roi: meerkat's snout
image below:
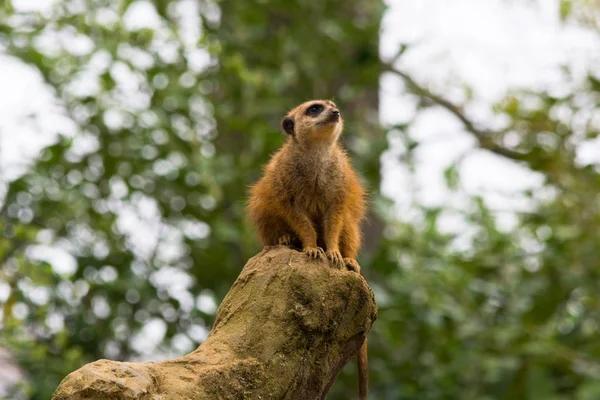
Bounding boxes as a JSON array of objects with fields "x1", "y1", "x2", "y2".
[{"x1": 326, "y1": 108, "x2": 341, "y2": 124}]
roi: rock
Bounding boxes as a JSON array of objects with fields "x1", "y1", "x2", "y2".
[{"x1": 52, "y1": 246, "x2": 377, "y2": 400}]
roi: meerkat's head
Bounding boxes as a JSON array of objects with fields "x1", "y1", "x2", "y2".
[{"x1": 281, "y1": 100, "x2": 343, "y2": 147}]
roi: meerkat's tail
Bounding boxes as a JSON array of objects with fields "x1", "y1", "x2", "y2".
[{"x1": 358, "y1": 339, "x2": 368, "y2": 400}]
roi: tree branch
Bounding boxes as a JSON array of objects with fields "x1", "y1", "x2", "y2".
[{"x1": 384, "y1": 66, "x2": 530, "y2": 162}]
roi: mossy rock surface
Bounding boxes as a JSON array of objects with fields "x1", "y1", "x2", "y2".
[{"x1": 52, "y1": 246, "x2": 377, "y2": 400}]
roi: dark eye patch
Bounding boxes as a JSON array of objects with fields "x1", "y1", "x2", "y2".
[{"x1": 305, "y1": 103, "x2": 324, "y2": 116}]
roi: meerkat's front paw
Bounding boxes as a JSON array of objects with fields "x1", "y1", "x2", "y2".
[
  {"x1": 304, "y1": 246, "x2": 326, "y2": 260},
  {"x1": 326, "y1": 250, "x2": 344, "y2": 268},
  {"x1": 344, "y1": 258, "x2": 361, "y2": 273},
  {"x1": 278, "y1": 234, "x2": 293, "y2": 246}
]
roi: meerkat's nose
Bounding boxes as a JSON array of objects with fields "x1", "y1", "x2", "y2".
[{"x1": 331, "y1": 109, "x2": 340, "y2": 116}]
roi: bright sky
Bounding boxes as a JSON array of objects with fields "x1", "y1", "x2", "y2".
[{"x1": 380, "y1": 0, "x2": 600, "y2": 232}]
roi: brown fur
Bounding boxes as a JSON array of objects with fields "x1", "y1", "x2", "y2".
[{"x1": 247, "y1": 99, "x2": 369, "y2": 399}]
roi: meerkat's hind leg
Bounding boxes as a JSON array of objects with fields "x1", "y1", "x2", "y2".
[
  {"x1": 277, "y1": 233, "x2": 294, "y2": 246},
  {"x1": 339, "y1": 220, "x2": 361, "y2": 273},
  {"x1": 344, "y1": 258, "x2": 361, "y2": 273}
]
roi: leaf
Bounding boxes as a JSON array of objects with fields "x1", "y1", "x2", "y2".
[
  {"x1": 559, "y1": 0, "x2": 573, "y2": 20},
  {"x1": 443, "y1": 164, "x2": 459, "y2": 190}
]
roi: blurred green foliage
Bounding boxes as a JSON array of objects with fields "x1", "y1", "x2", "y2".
[{"x1": 1, "y1": 1, "x2": 599, "y2": 399}]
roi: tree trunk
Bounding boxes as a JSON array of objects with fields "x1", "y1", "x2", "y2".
[{"x1": 52, "y1": 246, "x2": 377, "y2": 400}]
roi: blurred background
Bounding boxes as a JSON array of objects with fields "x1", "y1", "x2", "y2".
[{"x1": 1, "y1": 0, "x2": 599, "y2": 398}]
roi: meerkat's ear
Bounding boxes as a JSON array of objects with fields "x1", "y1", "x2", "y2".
[{"x1": 281, "y1": 117, "x2": 294, "y2": 135}]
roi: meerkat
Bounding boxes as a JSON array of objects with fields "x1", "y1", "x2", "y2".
[{"x1": 248, "y1": 99, "x2": 369, "y2": 399}]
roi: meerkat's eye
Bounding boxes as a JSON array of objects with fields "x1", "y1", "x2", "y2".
[{"x1": 305, "y1": 103, "x2": 324, "y2": 116}]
